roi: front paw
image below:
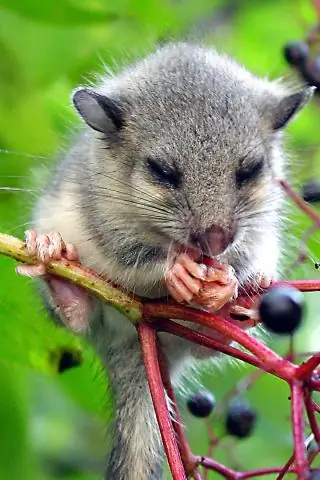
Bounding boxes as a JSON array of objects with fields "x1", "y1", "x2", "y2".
[
  {"x1": 196, "y1": 263, "x2": 238, "y2": 311},
  {"x1": 164, "y1": 251, "x2": 207, "y2": 303},
  {"x1": 164, "y1": 251, "x2": 239, "y2": 311}
]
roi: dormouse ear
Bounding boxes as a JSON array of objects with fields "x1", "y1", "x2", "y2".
[
  {"x1": 72, "y1": 87, "x2": 124, "y2": 133},
  {"x1": 272, "y1": 87, "x2": 314, "y2": 130}
]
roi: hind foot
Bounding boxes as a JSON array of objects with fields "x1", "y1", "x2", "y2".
[
  {"x1": 16, "y1": 230, "x2": 91, "y2": 333},
  {"x1": 16, "y1": 230, "x2": 79, "y2": 277}
]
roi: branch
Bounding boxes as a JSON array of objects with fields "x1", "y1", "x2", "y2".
[
  {"x1": 0, "y1": 233, "x2": 143, "y2": 324},
  {"x1": 157, "y1": 341, "x2": 200, "y2": 476},
  {"x1": 154, "y1": 318, "x2": 264, "y2": 369},
  {"x1": 144, "y1": 303, "x2": 297, "y2": 381},
  {"x1": 279, "y1": 180, "x2": 320, "y2": 229},
  {"x1": 304, "y1": 389, "x2": 320, "y2": 446},
  {"x1": 137, "y1": 323, "x2": 187, "y2": 480},
  {"x1": 291, "y1": 381, "x2": 309, "y2": 479}
]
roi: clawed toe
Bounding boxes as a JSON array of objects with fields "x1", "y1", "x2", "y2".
[
  {"x1": 198, "y1": 278, "x2": 238, "y2": 310},
  {"x1": 16, "y1": 264, "x2": 46, "y2": 278},
  {"x1": 16, "y1": 230, "x2": 79, "y2": 279},
  {"x1": 165, "y1": 251, "x2": 239, "y2": 310},
  {"x1": 165, "y1": 251, "x2": 206, "y2": 303},
  {"x1": 165, "y1": 272, "x2": 194, "y2": 303}
]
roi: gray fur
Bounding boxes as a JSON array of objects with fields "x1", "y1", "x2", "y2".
[{"x1": 32, "y1": 43, "x2": 312, "y2": 478}]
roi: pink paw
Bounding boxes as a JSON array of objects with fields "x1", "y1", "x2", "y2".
[
  {"x1": 165, "y1": 251, "x2": 206, "y2": 303},
  {"x1": 16, "y1": 230, "x2": 79, "y2": 278},
  {"x1": 196, "y1": 263, "x2": 238, "y2": 311},
  {"x1": 165, "y1": 251, "x2": 238, "y2": 312}
]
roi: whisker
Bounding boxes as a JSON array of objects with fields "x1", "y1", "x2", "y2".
[
  {"x1": 0, "y1": 149, "x2": 48, "y2": 160},
  {"x1": 0, "y1": 187, "x2": 38, "y2": 196}
]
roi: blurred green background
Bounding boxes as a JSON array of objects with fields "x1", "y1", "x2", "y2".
[{"x1": 0, "y1": 0, "x2": 320, "y2": 478}]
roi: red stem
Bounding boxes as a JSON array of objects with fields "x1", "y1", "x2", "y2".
[
  {"x1": 304, "y1": 389, "x2": 320, "y2": 446},
  {"x1": 274, "y1": 279, "x2": 320, "y2": 292},
  {"x1": 309, "y1": 447, "x2": 320, "y2": 465},
  {"x1": 297, "y1": 354, "x2": 320, "y2": 380},
  {"x1": 156, "y1": 342, "x2": 197, "y2": 474},
  {"x1": 137, "y1": 323, "x2": 187, "y2": 480},
  {"x1": 276, "y1": 453, "x2": 295, "y2": 480},
  {"x1": 291, "y1": 381, "x2": 309, "y2": 479},
  {"x1": 311, "y1": 399, "x2": 320, "y2": 414},
  {"x1": 204, "y1": 418, "x2": 218, "y2": 479},
  {"x1": 200, "y1": 456, "x2": 298, "y2": 479},
  {"x1": 192, "y1": 471, "x2": 204, "y2": 480},
  {"x1": 279, "y1": 180, "x2": 320, "y2": 228},
  {"x1": 144, "y1": 303, "x2": 297, "y2": 381},
  {"x1": 198, "y1": 456, "x2": 238, "y2": 478},
  {"x1": 154, "y1": 318, "x2": 263, "y2": 369},
  {"x1": 308, "y1": 379, "x2": 320, "y2": 391},
  {"x1": 239, "y1": 466, "x2": 296, "y2": 478}
]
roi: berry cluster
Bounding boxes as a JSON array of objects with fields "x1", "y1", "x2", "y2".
[
  {"x1": 187, "y1": 390, "x2": 257, "y2": 439},
  {"x1": 185, "y1": 286, "x2": 306, "y2": 458},
  {"x1": 284, "y1": 41, "x2": 320, "y2": 91}
]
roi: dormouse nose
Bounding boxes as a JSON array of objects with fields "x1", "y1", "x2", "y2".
[{"x1": 200, "y1": 224, "x2": 236, "y2": 256}]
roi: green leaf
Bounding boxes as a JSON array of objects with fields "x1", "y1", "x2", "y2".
[{"x1": 0, "y1": 367, "x2": 41, "y2": 480}]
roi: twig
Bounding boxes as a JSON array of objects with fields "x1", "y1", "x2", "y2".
[
  {"x1": 311, "y1": 399, "x2": 320, "y2": 414},
  {"x1": 144, "y1": 303, "x2": 297, "y2": 381},
  {"x1": 137, "y1": 323, "x2": 187, "y2": 480},
  {"x1": 297, "y1": 354, "x2": 320, "y2": 380},
  {"x1": 0, "y1": 233, "x2": 143, "y2": 324},
  {"x1": 273, "y1": 279, "x2": 320, "y2": 292},
  {"x1": 157, "y1": 343, "x2": 199, "y2": 476},
  {"x1": 291, "y1": 381, "x2": 309, "y2": 479},
  {"x1": 198, "y1": 456, "x2": 237, "y2": 478},
  {"x1": 276, "y1": 453, "x2": 296, "y2": 480},
  {"x1": 304, "y1": 389, "x2": 320, "y2": 446},
  {"x1": 279, "y1": 180, "x2": 320, "y2": 228},
  {"x1": 203, "y1": 418, "x2": 218, "y2": 479},
  {"x1": 239, "y1": 466, "x2": 297, "y2": 478},
  {"x1": 154, "y1": 318, "x2": 263, "y2": 369}
]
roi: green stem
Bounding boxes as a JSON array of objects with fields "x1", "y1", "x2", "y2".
[{"x1": 0, "y1": 233, "x2": 143, "y2": 324}]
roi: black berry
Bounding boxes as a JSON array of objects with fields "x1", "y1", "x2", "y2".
[
  {"x1": 300, "y1": 57, "x2": 320, "y2": 90},
  {"x1": 259, "y1": 285, "x2": 304, "y2": 335},
  {"x1": 187, "y1": 390, "x2": 215, "y2": 418},
  {"x1": 283, "y1": 41, "x2": 309, "y2": 67},
  {"x1": 226, "y1": 399, "x2": 257, "y2": 438},
  {"x1": 302, "y1": 179, "x2": 320, "y2": 203}
]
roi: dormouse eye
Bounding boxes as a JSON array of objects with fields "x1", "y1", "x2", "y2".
[
  {"x1": 147, "y1": 157, "x2": 181, "y2": 188},
  {"x1": 236, "y1": 158, "x2": 265, "y2": 187}
]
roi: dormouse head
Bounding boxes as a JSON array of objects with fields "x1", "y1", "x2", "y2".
[{"x1": 72, "y1": 43, "x2": 313, "y2": 262}]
